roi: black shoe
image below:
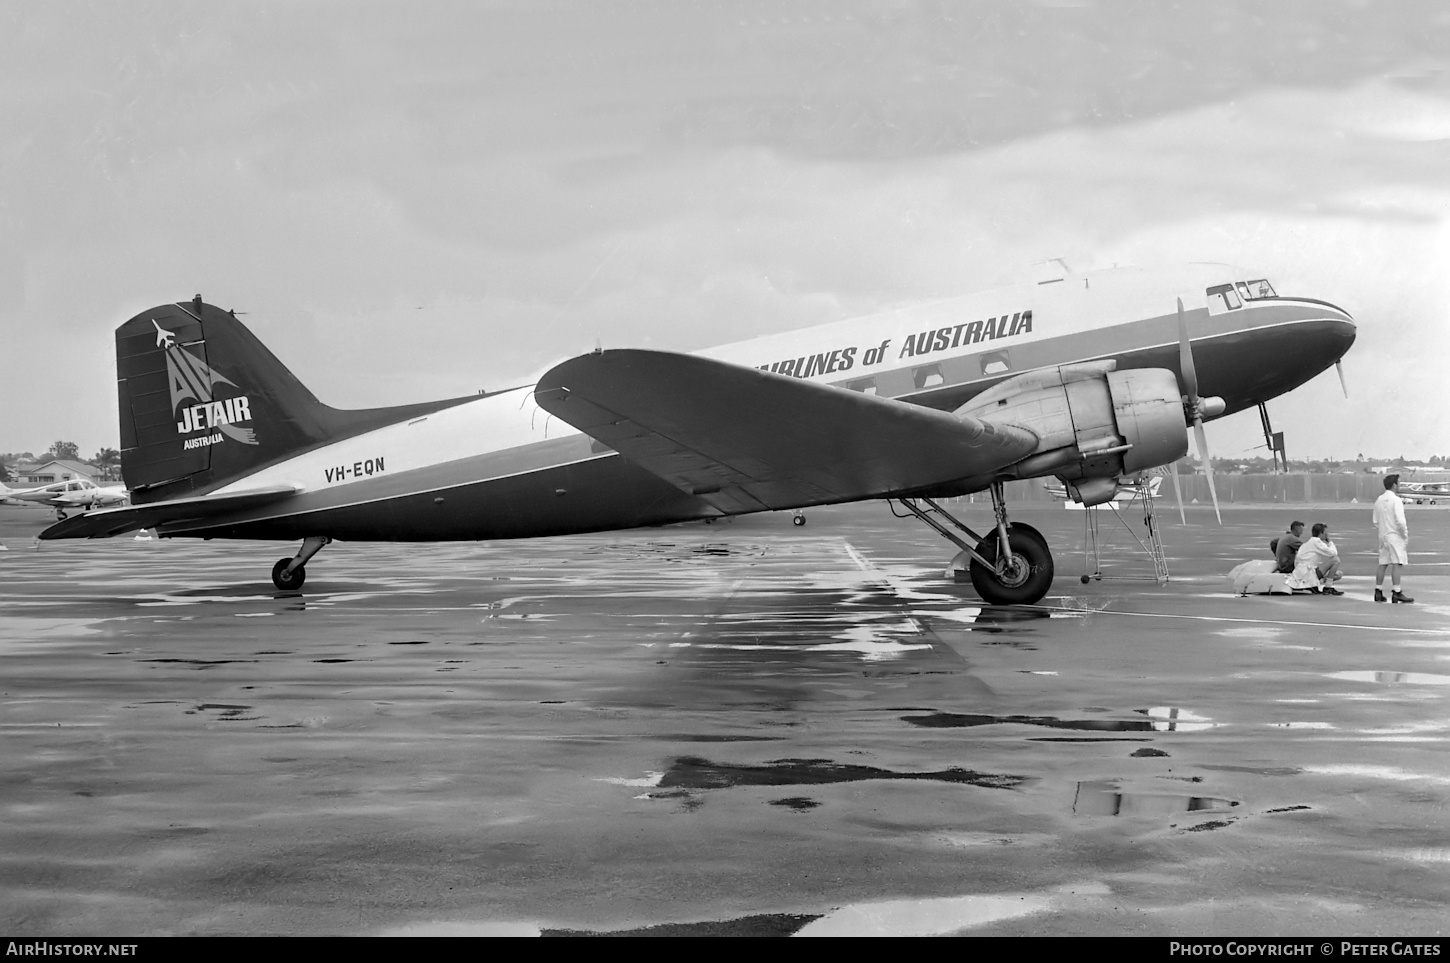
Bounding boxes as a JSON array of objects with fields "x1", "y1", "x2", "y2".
[
  {"x1": 1321, "y1": 586, "x2": 1343, "y2": 596},
  {"x1": 1374, "y1": 589, "x2": 1387, "y2": 603},
  {"x1": 1392, "y1": 591, "x2": 1415, "y2": 604}
]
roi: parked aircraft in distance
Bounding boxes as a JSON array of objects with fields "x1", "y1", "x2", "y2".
[
  {"x1": 2, "y1": 478, "x2": 128, "y2": 518},
  {"x1": 41, "y1": 265, "x2": 1355, "y2": 605},
  {"x1": 1401, "y1": 480, "x2": 1449, "y2": 504},
  {"x1": 1045, "y1": 473, "x2": 1163, "y2": 506}
]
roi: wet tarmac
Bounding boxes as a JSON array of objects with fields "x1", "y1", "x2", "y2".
[{"x1": 2, "y1": 502, "x2": 1448, "y2": 936}]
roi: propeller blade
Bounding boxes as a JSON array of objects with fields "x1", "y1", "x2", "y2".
[
  {"x1": 1335, "y1": 359, "x2": 1349, "y2": 399},
  {"x1": 1176, "y1": 297, "x2": 1200, "y2": 401},
  {"x1": 1169, "y1": 458, "x2": 1186, "y2": 525},
  {"x1": 1193, "y1": 418, "x2": 1222, "y2": 524}
]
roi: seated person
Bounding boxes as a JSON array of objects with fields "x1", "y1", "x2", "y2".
[
  {"x1": 1272, "y1": 520, "x2": 1304, "y2": 574},
  {"x1": 1287, "y1": 522, "x2": 1344, "y2": 595}
]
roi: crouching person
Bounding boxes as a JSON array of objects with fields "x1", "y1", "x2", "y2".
[{"x1": 1287, "y1": 522, "x2": 1344, "y2": 595}]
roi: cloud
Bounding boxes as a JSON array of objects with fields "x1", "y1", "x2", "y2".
[{"x1": 4, "y1": 6, "x2": 1449, "y2": 460}]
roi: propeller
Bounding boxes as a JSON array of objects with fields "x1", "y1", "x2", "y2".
[
  {"x1": 1176, "y1": 297, "x2": 1224, "y2": 524},
  {"x1": 1335, "y1": 359, "x2": 1349, "y2": 399},
  {"x1": 1169, "y1": 458, "x2": 1187, "y2": 525}
]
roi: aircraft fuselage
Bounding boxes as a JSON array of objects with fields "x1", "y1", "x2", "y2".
[{"x1": 132, "y1": 264, "x2": 1357, "y2": 541}]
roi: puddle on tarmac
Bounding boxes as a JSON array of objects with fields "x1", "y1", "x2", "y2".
[
  {"x1": 902, "y1": 705, "x2": 1213, "y2": 733},
  {"x1": 140, "y1": 658, "x2": 260, "y2": 668},
  {"x1": 187, "y1": 703, "x2": 261, "y2": 721},
  {"x1": 1326, "y1": 671, "x2": 1450, "y2": 686},
  {"x1": 1136, "y1": 707, "x2": 1216, "y2": 731},
  {"x1": 539, "y1": 912, "x2": 823, "y2": 938},
  {"x1": 795, "y1": 892, "x2": 1053, "y2": 936},
  {"x1": 957, "y1": 607, "x2": 1055, "y2": 633},
  {"x1": 656, "y1": 733, "x2": 785, "y2": 743},
  {"x1": 0, "y1": 617, "x2": 106, "y2": 653},
  {"x1": 1072, "y1": 780, "x2": 1239, "y2": 816},
  {"x1": 634, "y1": 756, "x2": 1028, "y2": 793},
  {"x1": 903, "y1": 712, "x2": 1155, "y2": 732}
]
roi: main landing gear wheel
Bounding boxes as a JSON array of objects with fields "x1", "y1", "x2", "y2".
[
  {"x1": 792, "y1": 512, "x2": 806, "y2": 527},
  {"x1": 969, "y1": 522, "x2": 1054, "y2": 606},
  {"x1": 272, "y1": 558, "x2": 306, "y2": 590}
]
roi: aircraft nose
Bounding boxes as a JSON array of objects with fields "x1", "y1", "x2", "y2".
[{"x1": 1307, "y1": 300, "x2": 1357, "y2": 369}]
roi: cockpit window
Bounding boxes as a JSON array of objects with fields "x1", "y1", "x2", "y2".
[
  {"x1": 1206, "y1": 283, "x2": 1242, "y2": 313},
  {"x1": 1243, "y1": 278, "x2": 1276, "y2": 299}
]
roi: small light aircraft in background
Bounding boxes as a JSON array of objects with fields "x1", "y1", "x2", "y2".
[
  {"x1": 1, "y1": 478, "x2": 128, "y2": 518},
  {"x1": 1401, "y1": 480, "x2": 1449, "y2": 504},
  {"x1": 40, "y1": 264, "x2": 1354, "y2": 605}
]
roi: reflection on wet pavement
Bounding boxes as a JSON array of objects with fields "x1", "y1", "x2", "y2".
[
  {"x1": 904, "y1": 711, "x2": 1155, "y2": 731},
  {"x1": 1072, "y1": 780, "x2": 1240, "y2": 817},
  {"x1": 637, "y1": 756, "x2": 1027, "y2": 795},
  {"x1": 903, "y1": 706, "x2": 1215, "y2": 733},
  {"x1": 1326, "y1": 670, "x2": 1450, "y2": 686}
]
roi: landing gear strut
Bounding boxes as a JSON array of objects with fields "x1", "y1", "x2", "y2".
[
  {"x1": 896, "y1": 481, "x2": 1055, "y2": 605},
  {"x1": 1259, "y1": 402, "x2": 1286, "y2": 473},
  {"x1": 272, "y1": 535, "x2": 331, "y2": 590}
]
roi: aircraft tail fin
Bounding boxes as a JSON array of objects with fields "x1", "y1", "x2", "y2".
[{"x1": 116, "y1": 297, "x2": 469, "y2": 502}]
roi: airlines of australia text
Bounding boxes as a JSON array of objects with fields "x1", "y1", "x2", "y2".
[{"x1": 756, "y1": 309, "x2": 1032, "y2": 379}]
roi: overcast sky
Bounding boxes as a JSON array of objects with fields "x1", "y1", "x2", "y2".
[{"x1": 3, "y1": 0, "x2": 1448, "y2": 463}]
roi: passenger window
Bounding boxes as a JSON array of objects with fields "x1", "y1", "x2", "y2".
[
  {"x1": 981, "y1": 351, "x2": 1010, "y2": 376},
  {"x1": 847, "y1": 378, "x2": 878, "y2": 395},
  {"x1": 913, "y1": 365, "x2": 944, "y2": 389}
]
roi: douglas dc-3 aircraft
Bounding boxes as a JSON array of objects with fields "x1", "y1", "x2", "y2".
[
  {"x1": 2, "y1": 478, "x2": 128, "y2": 517},
  {"x1": 41, "y1": 265, "x2": 1355, "y2": 605}
]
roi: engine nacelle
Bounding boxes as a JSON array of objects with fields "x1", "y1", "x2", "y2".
[{"x1": 954, "y1": 361, "x2": 1187, "y2": 487}]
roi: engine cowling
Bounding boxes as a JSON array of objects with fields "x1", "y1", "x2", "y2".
[{"x1": 953, "y1": 361, "x2": 1187, "y2": 503}]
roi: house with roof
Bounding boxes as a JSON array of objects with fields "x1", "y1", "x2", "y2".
[{"x1": 12, "y1": 459, "x2": 103, "y2": 486}]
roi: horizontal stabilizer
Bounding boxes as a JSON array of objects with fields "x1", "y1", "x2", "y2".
[
  {"x1": 39, "y1": 485, "x2": 301, "y2": 540},
  {"x1": 535, "y1": 350, "x2": 1038, "y2": 513}
]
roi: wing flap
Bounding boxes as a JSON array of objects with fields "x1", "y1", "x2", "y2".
[
  {"x1": 535, "y1": 350, "x2": 1037, "y2": 512},
  {"x1": 39, "y1": 485, "x2": 301, "y2": 539}
]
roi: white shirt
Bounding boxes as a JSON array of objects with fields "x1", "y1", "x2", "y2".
[
  {"x1": 1373, "y1": 489, "x2": 1407, "y2": 540},
  {"x1": 1296, "y1": 536, "x2": 1339, "y2": 569}
]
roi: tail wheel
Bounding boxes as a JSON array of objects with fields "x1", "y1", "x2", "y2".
[
  {"x1": 969, "y1": 522, "x2": 1054, "y2": 605},
  {"x1": 272, "y1": 558, "x2": 306, "y2": 590},
  {"x1": 792, "y1": 513, "x2": 806, "y2": 526}
]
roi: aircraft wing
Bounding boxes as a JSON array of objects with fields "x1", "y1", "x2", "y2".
[
  {"x1": 39, "y1": 485, "x2": 301, "y2": 539},
  {"x1": 535, "y1": 349, "x2": 1038, "y2": 514}
]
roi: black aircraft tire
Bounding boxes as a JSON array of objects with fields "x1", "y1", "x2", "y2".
[
  {"x1": 969, "y1": 524, "x2": 1054, "y2": 606},
  {"x1": 1006, "y1": 522, "x2": 1049, "y2": 555},
  {"x1": 792, "y1": 514, "x2": 806, "y2": 526},
  {"x1": 272, "y1": 558, "x2": 306, "y2": 591}
]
